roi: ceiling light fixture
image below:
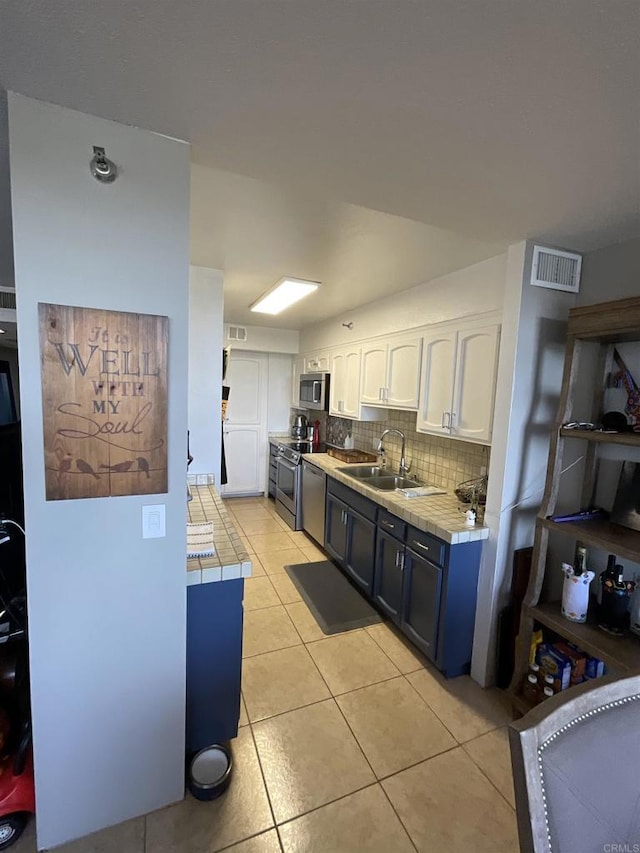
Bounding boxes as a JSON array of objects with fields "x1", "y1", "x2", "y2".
[
  {"x1": 250, "y1": 277, "x2": 320, "y2": 315},
  {"x1": 0, "y1": 329, "x2": 4, "y2": 334}
]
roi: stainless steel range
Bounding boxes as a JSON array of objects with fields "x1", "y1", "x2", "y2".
[{"x1": 274, "y1": 440, "x2": 325, "y2": 530}]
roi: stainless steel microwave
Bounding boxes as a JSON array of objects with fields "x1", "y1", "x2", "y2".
[{"x1": 299, "y1": 373, "x2": 330, "y2": 411}]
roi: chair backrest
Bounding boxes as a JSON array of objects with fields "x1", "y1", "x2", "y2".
[{"x1": 509, "y1": 673, "x2": 640, "y2": 853}]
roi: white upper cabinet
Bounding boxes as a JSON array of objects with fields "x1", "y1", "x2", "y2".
[
  {"x1": 360, "y1": 335, "x2": 422, "y2": 409},
  {"x1": 305, "y1": 352, "x2": 330, "y2": 373},
  {"x1": 452, "y1": 324, "x2": 500, "y2": 442},
  {"x1": 417, "y1": 321, "x2": 500, "y2": 444},
  {"x1": 330, "y1": 347, "x2": 361, "y2": 419},
  {"x1": 417, "y1": 330, "x2": 458, "y2": 434}
]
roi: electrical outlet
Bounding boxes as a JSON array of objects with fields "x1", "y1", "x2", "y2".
[{"x1": 142, "y1": 504, "x2": 165, "y2": 539}]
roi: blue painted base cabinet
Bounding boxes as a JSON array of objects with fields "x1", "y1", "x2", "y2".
[
  {"x1": 186, "y1": 579, "x2": 244, "y2": 754},
  {"x1": 327, "y1": 479, "x2": 482, "y2": 678}
]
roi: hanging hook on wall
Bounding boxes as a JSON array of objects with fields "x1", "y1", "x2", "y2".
[
  {"x1": 90, "y1": 146, "x2": 118, "y2": 184},
  {"x1": 341, "y1": 321, "x2": 353, "y2": 330}
]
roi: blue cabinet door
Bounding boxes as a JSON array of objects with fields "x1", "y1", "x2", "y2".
[
  {"x1": 401, "y1": 548, "x2": 442, "y2": 661},
  {"x1": 325, "y1": 492, "x2": 348, "y2": 565},
  {"x1": 345, "y1": 510, "x2": 376, "y2": 595},
  {"x1": 373, "y1": 529, "x2": 405, "y2": 621}
]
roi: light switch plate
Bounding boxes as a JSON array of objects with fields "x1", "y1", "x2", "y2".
[{"x1": 142, "y1": 504, "x2": 166, "y2": 539}]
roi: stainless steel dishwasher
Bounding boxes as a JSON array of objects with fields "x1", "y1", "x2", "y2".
[{"x1": 301, "y1": 459, "x2": 326, "y2": 546}]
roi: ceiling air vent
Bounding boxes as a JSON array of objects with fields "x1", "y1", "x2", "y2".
[
  {"x1": 227, "y1": 325, "x2": 247, "y2": 342},
  {"x1": 530, "y1": 246, "x2": 582, "y2": 293},
  {"x1": 0, "y1": 288, "x2": 17, "y2": 310}
]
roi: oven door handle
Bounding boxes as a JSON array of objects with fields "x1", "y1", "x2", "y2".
[{"x1": 312, "y1": 380, "x2": 322, "y2": 403}]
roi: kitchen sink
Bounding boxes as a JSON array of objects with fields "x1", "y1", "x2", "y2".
[
  {"x1": 338, "y1": 465, "x2": 429, "y2": 492},
  {"x1": 336, "y1": 465, "x2": 385, "y2": 479}
]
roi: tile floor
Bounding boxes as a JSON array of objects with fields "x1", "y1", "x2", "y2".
[{"x1": 16, "y1": 496, "x2": 519, "y2": 853}]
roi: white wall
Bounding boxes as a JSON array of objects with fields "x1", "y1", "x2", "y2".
[
  {"x1": 299, "y1": 253, "x2": 507, "y2": 351},
  {"x1": 189, "y1": 266, "x2": 224, "y2": 478},
  {"x1": 9, "y1": 95, "x2": 190, "y2": 849},
  {"x1": 0, "y1": 93, "x2": 14, "y2": 289},
  {"x1": 223, "y1": 322, "x2": 299, "y2": 354},
  {"x1": 472, "y1": 242, "x2": 577, "y2": 685},
  {"x1": 578, "y1": 236, "x2": 640, "y2": 305}
]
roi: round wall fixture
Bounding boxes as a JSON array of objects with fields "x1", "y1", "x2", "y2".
[
  {"x1": 90, "y1": 146, "x2": 118, "y2": 183},
  {"x1": 187, "y1": 743, "x2": 233, "y2": 801}
]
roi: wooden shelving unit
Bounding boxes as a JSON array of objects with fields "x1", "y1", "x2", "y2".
[{"x1": 509, "y1": 296, "x2": 640, "y2": 711}]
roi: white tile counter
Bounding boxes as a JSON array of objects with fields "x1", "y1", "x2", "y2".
[
  {"x1": 302, "y1": 453, "x2": 489, "y2": 545},
  {"x1": 186, "y1": 485, "x2": 252, "y2": 586}
]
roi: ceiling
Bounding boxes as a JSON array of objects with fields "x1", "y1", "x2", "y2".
[{"x1": 0, "y1": 0, "x2": 639, "y2": 326}]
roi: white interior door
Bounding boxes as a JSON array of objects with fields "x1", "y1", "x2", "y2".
[
  {"x1": 416, "y1": 331, "x2": 457, "y2": 435},
  {"x1": 222, "y1": 351, "x2": 268, "y2": 495}
]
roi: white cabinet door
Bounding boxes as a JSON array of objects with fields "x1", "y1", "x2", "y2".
[
  {"x1": 305, "y1": 352, "x2": 330, "y2": 373},
  {"x1": 452, "y1": 324, "x2": 500, "y2": 443},
  {"x1": 291, "y1": 356, "x2": 304, "y2": 407},
  {"x1": 342, "y1": 348, "x2": 362, "y2": 418},
  {"x1": 360, "y1": 343, "x2": 387, "y2": 404},
  {"x1": 386, "y1": 336, "x2": 422, "y2": 409},
  {"x1": 329, "y1": 351, "x2": 346, "y2": 416},
  {"x1": 417, "y1": 331, "x2": 457, "y2": 434}
]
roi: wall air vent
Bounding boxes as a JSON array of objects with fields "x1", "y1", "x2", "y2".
[
  {"x1": 530, "y1": 246, "x2": 582, "y2": 293},
  {"x1": 0, "y1": 288, "x2": 17, "y2": 310},
  {"x1": 227, "y1": 325, "x2": 247, "y2": 342}
]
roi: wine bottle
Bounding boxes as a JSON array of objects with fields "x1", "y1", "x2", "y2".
[{"x1": 574, "y1": 545, "x2": 587, "y2": 575}]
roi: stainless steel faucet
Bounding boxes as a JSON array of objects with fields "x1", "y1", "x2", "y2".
[{"x1": 377, "y1": 428, "x2": 411, "y2": 476}]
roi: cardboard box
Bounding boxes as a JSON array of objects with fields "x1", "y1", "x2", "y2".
[
  {"x1": 536, "y1": 643, "x2": 571, "y2": 691},
  {"x1": 553, "y1": 641, "x2": 587, "y2": 685}
]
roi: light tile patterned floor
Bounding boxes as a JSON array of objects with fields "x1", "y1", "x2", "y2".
[{"x1": 17, "y1": 496, "x2": 518, "y2": 853}]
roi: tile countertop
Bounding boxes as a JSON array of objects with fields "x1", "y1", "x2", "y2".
[
  {"x1": 302, "y1": 453, "x2": 489, "y2": 545},
  {"x1": 186, "y1": 485, "x2": 252, "y2": 586}
]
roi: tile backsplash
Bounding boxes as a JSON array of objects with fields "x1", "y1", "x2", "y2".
[{"x1": 304, "y1": 409, "x2": 490, "y2": 495}]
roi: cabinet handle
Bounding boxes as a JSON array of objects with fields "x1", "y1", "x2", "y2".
[
  {"x1": 379, "y1": 387, "x2": 384, "y2": 401},
  {"x1": 381, "y1": 519, "x2": 395, "y2": 531},
  {"x1": 384, "y1": 387, "x2": 389, "y2": 402},
  {"x1": 395, "y1": 550, "x2": 402, "y2": 568},
  {"x1": 450, "y1": 412, "x2": 456, "y2": 428},
  {"x1": 412, "y1": 540, "x2": 430, "y2": 553},
  {"x1": 342, "y1": 510, "x2": 348, "y2": 526},
  {"x1": 399, "y1": 552, "x2": 405, "y2": 571}
]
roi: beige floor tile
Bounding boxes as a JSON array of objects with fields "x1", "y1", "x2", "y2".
[
  {"x1": 239, "y1": 693, "x2": 249, "y2": 727},
  {"x1": 259, "y1": 548, "x2": 307, "y2": 575},
  {"x1": 286, "y1": 530, "x2": 315, "y2": 547},
  {"x1": 269, "y1": 571, "x2": 302, "y2": 604},
  {"x1": 54, "y1": 817, "x2": 144, "y2": 853},
  {"x1": 240, "y1": 537, "x2": 256, "y2": 554},
  {"x1": 243, "y1": 606, "x2": 302, "y2": 658},
  {"x1": 284, "y1": 602, "x2": 325, "y2": 643},
  {"x1": 365, "y1": 623, "x2": 426, "y2": 674},
  {"x1": 307, "y1": 630, "x2": 400, "y2": 695},
  {"x1": 248, "y1": 555, "x2": 266, "y2": 576},
  {"x1": 463, "y1": 726, "x2": 516, "y2": 808},
  {"x1": 242, "y1": 645, "x2": 330, "y2": 721},
  {"x1": 253, "y1": 533, "x2": 301, "y2": 554},
  {"x1": 407, "y1": 668, "x2": 512, "y2": 743},
  {"x1": 336, "y1": 677, "x2": 456, "y2": 778},
  {"x1": 224, "y1": 829, "x2": 282, "y2": 853},
  {"x1": 253, "y1": 699, "x2": 375, "y2": 823},
  {"x1": 238, "y1": 517, "x2": 286, "y2": 535},
  {"x1": 146, "y1": 728, "x2": 273, "y2": 853},
  {"x1": 300, "y1": 544, "x2": 326, "y2": 562},
  {"x1": 279, "y1": 783, "x2": 414, "y2": 853},
  {"x1": 382, "y1": 747, "x2": 518, "y2": 853},
  {"x1": 244, "y1": 576, "x2": 281, "y2": 611}
]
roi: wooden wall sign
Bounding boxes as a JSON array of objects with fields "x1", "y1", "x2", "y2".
[{"x1": 39, "y1": 303, "x2": 168, "y2": 500}]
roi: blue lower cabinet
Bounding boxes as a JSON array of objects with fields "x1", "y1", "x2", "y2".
[
  {"x1": 345, "y1": 510, "x2": 376, "y2": 596},
  {"x1": 325, "y1": 493, "x2": 348, "y2": 564},
  {"x1": 400, "y1": 548, "x2": 442, "y2": 661},
  {"x1": 186, "y1": 579, "x2": 244, "y2": 754},
  {"x1": 373, "y1": 528, "x2": 405, "y2": 621}
]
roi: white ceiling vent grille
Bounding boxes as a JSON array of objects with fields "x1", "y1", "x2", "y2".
[
  {"x1": 530, "y1": 246, "x2": 582, "y2": 293},
  {"x1": 227, "y1": 325, "x2": 247, "y2": 342},
  {"x1": 0, "y1": 288, "x2": 17, "y2": 310}
]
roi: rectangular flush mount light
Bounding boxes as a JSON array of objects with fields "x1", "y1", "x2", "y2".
[{"x1": 250, "y1": 277, "x2": 320, "y2": 315}]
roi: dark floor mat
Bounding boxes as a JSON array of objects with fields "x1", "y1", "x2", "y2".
[{"x1": 285, "y1": 561, "x2": 382, "y2": 635}]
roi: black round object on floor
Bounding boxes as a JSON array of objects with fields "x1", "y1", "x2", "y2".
[{"x1": 188, "y1": 743, "x2": 233, "y2": 801}]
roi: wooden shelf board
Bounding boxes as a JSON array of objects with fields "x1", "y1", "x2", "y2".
[
  {"x1": 540, "y1": 516, "x2": 640, "y2": 564},
  {"x1": 529, "y1": 601, "x2": 640, "y2": 674},
  {"x1": 559, "y1": 428, "x2": 640, "y2": 447},
  {"x1": 509, "y1": 690, "x2": 536, "y2": 717}
]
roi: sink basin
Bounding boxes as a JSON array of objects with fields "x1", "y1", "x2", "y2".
[
  {"x1": 337, "y1": 465, "x2": 385, "y2": 479},
  {"x1": 366, "y1": 476, "x2": 424, "y2": 491}
]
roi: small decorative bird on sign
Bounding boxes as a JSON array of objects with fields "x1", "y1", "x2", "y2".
[
  {"x1": 136, "y1": 457, "x2": 150, "y2": 478},
  {"x1": 100, "y1": 460, "x2": 134, "y2": 473},
  {"x1": 76, "y1": 459, "x2": 100, "y2": 479}
]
